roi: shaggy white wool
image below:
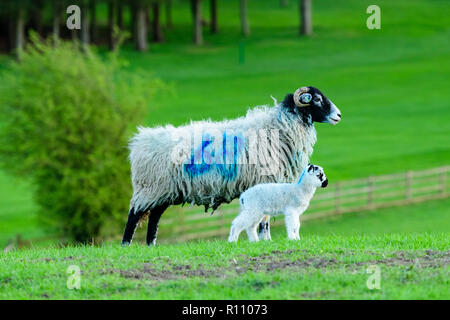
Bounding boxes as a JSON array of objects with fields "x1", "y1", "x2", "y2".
[
  {"x1": 228, "y1": 165, "x2": 327, "y2": 242},
  {"x1": 128, "y1": 103, "x2": 317, "y2": 213}
]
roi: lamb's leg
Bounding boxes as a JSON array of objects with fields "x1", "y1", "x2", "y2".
[
  {"x1": 293, "y1": 216, "x2": 301, "y2": 240},
  {"x1": 146, "y1": 203, "x2": 169, "y2": 246},
  {"x1": 284, "y1": 208, "x2": 301, "y2": 240},
  {"x1": 228, "y1": 212, "x2": 249, "y2": 242},
  {"x1": 246, "y1": 221, "x2": 261, "y2": 242},
  {"x1": 121, "y1": 207, "x2": 146, "y2": 246},
  {"x1": 257, "y1": 215, "x2": 271, "y2": 241}
]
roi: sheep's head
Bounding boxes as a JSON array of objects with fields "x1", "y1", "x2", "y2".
[
  {"x1": 283, "y1": 86, "x2": 341, "y2": 125},
  {"x1": 307, "y1": 164, "x2": 328, "y2": 188}
]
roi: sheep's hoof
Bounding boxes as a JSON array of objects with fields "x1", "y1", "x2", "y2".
[{"x1": 121, "y1": 241, "x2": 131, "y2": 247}]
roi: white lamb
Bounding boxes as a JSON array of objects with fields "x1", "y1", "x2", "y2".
[{"x1": 228, "y1": 164, "x2": 328, "y2": 242}]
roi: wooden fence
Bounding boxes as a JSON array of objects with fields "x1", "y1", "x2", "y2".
[{"x1": 157, "y1": 165, "x2": 449, "y2": 242}]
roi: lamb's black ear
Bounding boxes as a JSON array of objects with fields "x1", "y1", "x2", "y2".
[{"x1": 307, "y1": 164, "x2": 314, "y2": 173}]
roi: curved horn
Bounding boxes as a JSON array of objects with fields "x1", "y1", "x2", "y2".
[{"x1": 293, "y1": 86, "x2": 310, "y2": 107}]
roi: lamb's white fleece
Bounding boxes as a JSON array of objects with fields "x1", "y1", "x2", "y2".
[{"x1": 228, "y1": 165, "x2": 327, "y2": 242}]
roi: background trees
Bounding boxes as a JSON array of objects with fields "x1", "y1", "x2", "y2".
[
  {"x1": 0, "y1": 37, "x2": 159, "y2": 242},
  {"x1": 300, "y1": 0, "x2": 312, "y2": 36},
  {"x1": 191, "y1": 0, "x2": 203, "y2": 45},
  {"x1": 0, "y1": 0, "x2": 316, "y2": 53},
  {"x1": 0, "y1": 0, "x2": 321, "y2": 243},
  {"x1": 210, "y1": 0, "x2": 218, "y2": 34},
  {"x1": 240, "y1": 0, "x2": 250, "y2": 37}
]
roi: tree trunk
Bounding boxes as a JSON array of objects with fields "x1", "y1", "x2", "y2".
[
  {"x1": 8, "y1": 17, "x2": 14, "y2": 52},
  {"x1": 165, "y1": 0, "x2": 173, "y2": 29},
  {"x1": 117, "y1": 1, "x2": 124, "y2": 29},
  {"x1": 192, "y1": 0, "x2": 203, "y2": 45},
  {"x1": 210, "y1": 0, "x2": 218, "y2": 34},
  {"x1": 71, "y1": 29, "x2": 78, "y2": 42},
  {"x1": 152, "y1": 2, "x2": 164, "y2": 42},
  {"x1": 280, "y1": 0, "x2": 289, "y2": 8},
  {"x1": 14, "y1": 6, "x2": 25, "y2": 59},
  {"x1": 136, "y1": 5, "x2": 148, "y2": 51},
  {"x1": 108, "y1": 0, "x2": 116, "y2": 50},
  {"x1": 30, "y1": 0, "x2": 44, "y2": 36},
  {"x1": 300, "y1": 0, "x2": 312, "y2": 36},
  {"x1": 131, "y1": 2, "x2": 137, "y2": 44},
  {"x1": 90, "y1": 0, "x2": 97, "y2": 42},
  {"x1": 81, "y1": 2, "x2": 90, "y2": 45},
  {"x1": 52, "y1": 1, "x2": 61, "y2": 41},
  {"x1": 240, "y1": 0, "x2": 250, "y2": 37}
]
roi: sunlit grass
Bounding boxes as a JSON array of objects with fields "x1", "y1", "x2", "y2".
[{"x1": 0, "y1": 233, "x2": 448, "y2": 299}]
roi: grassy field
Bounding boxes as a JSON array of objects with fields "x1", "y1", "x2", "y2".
[
  {"x1": 281, "y1": 198, "x2": 450, "y2": 236},
  {"x1": 3, "y1": 199, "x2": 448, "y2": 300},
  {"x1": 122, "y1": 0, "x2": 450, "y2": 180},
  {"x1": 0, "y1": 0, "x2": 449, "y2": 284},
  {"x1": 0, "y1": 233, "x2": 448, "y2": 299}
]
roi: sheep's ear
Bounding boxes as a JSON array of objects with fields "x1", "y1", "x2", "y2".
[{"x1": 307, "y1": 164, "x2": 314, "y2": 173}]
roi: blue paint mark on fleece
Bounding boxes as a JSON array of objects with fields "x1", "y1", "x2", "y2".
[
  {"x1": 297, "y1": 168, "x2": 307, "y2": 185},
  {"x1": 184, "y1": 132, "x2": 245, "y2": 180}
]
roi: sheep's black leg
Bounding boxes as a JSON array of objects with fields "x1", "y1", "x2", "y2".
[
  {"x1": 121, "y1": 207, "x2": 145, "y2": 246},
  {"x1": 146, "y1": 203, "x2": 169, "y2": 246}
]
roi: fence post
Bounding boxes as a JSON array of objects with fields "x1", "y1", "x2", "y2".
[
  {"x1": 367, "y1": 176, "x2": 374, "y2": 209},
  {"x1": 334, "y1": 182, "x2": 341, "y2": 214},
  {"x1": 440, "y1": 167, "x2": 447, "y2": 196},
  {"x1": 405, "y1": 171, "x2": 413, "y2": 202},
  {"x1": 219, "y1": 212, "x2": 226, "y2": 237},
  {"x1": 177, "y1": 207, "x2": 186, "y2": 242}
]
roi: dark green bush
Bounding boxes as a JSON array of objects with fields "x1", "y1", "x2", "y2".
[{"x1": 0, "y1": 36, "x2": 161, "y2": 242}]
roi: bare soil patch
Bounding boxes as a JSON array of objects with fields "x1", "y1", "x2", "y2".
[{"x1": 99, "y1": 249, "x2": 450, "y2": 282}]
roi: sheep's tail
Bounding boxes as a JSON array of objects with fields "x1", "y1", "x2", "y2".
[{"x1": 138, "y1": 209, "x2": 150, "y2": 226}]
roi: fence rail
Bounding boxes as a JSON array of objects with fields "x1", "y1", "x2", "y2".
[{"x1": 158, "y1": 166, "x2": 449, "y2": 242}]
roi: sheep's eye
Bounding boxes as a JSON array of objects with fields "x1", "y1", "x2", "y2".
[{"x1": 314, "y1": 96, "x2": 321, "y2": 103}]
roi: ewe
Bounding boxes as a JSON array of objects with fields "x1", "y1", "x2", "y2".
[
  {"x1": 228, "y1": 164, "x2": 328, "y2": 242},
  {"x1": 122, "y1": 87, "x2": 341, "y2": 246}
]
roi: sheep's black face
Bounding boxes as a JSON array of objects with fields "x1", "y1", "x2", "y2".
[{"x1": 282, "y1": 86, "x2": 341, "y2": 125}]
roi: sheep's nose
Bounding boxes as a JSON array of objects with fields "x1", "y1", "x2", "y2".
[{"x1": 337, "y1": 113, "x2": 341, "y2": 118}]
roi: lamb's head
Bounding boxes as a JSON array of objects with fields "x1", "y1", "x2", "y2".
[
  {"x1": 305, "y1": 164, "x2": 328, "y2": 188},
  {"x1": 282, "y1": 86, "x2": 341, "y2": 125}
]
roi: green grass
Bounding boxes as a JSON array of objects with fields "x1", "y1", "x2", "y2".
[
  {"x1": 282, "y1": 198, "x2": 450, "y2": 237},
  {"x1": 0, "y1": 172, "x2": 43, "y2": 245},
  {"x1": 0, "y1": 1, "x2": 449, "y2": 247},
  {"x1": 4, "y1": 199, "x2": 448, "y2": 299},
  {"x1": 0, "y1": 233, "x2": 448, "y2": 299}
]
